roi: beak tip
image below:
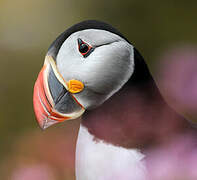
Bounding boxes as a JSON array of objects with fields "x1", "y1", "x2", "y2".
[
  {"x1": 36, "y1": 117, "x2": 59, "y2": 130},
  {"x1": 44, "y1": 118, "x2": 59, "y2": 130}
]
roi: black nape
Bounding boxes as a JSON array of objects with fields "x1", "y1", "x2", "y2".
[{"x1": 129, "y1": 48, "x2": 153, "y2": 86}]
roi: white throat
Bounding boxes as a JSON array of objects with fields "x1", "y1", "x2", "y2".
[{"x1": 75, "y1": 125, "x2": 147, "y2": 180}]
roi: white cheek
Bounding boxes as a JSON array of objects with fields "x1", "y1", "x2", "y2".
[
  {"x1": 55, "y1": 31, "x2": 134, "y2": 109},
  {"x1": 82, "y1": 42, "x2": 134, "y2": 93},
  {"x1": 56, "y1": 36, "x2": 84, "y2": 81}
]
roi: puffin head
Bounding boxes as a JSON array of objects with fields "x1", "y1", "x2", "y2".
[{"x1": 33, "y1": 20, "x2": 151, "y2": 129}]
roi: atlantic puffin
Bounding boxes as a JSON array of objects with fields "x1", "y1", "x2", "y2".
[{"x1": 33, "y1": 20, "x2": 195, "y2": 180}]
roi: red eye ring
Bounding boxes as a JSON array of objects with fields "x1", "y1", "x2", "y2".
[{"x1": 78, "y1": 38, "x2": 94, "y2": 58}]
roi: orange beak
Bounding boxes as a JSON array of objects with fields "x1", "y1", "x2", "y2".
[{"x1": 33, "y1": 56, "x2": 85, "y2": 129}]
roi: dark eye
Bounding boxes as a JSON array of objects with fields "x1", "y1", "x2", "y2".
[
  {"x1": 78, "y1": 38, "x2": 94, "y2": 58},
  {"x1": 79, "y1": 43, "x2": 89, "y2": 54}
]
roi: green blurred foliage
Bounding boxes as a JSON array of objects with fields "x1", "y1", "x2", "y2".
[{"x1": 0, "y1": 0, "x2": 197, "y2": 178}]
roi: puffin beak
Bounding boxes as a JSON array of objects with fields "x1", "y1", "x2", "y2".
[{"x1": 33, "y1": 56, "x2": 85, "y2": 130}]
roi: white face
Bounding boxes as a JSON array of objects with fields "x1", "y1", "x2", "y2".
[{"x1": 56, "y1": 29, "x2": 134, "y2": 109}]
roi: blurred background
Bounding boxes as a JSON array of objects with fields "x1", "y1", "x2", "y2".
[{"x1": 1, "y1": 0, "x2": 197, "y2": 179}]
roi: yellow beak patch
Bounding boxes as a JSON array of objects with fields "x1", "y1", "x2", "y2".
[{"x1": 67, "y1": 79, "x2": 84, "y2": 94}]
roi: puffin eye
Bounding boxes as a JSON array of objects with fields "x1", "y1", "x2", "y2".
[
  {"x1": 78, "y1": 38, "x2": 94, "y2": 58},
  {"x1": 79, "y1": 44, "x2": 89, "y2": 54}
]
